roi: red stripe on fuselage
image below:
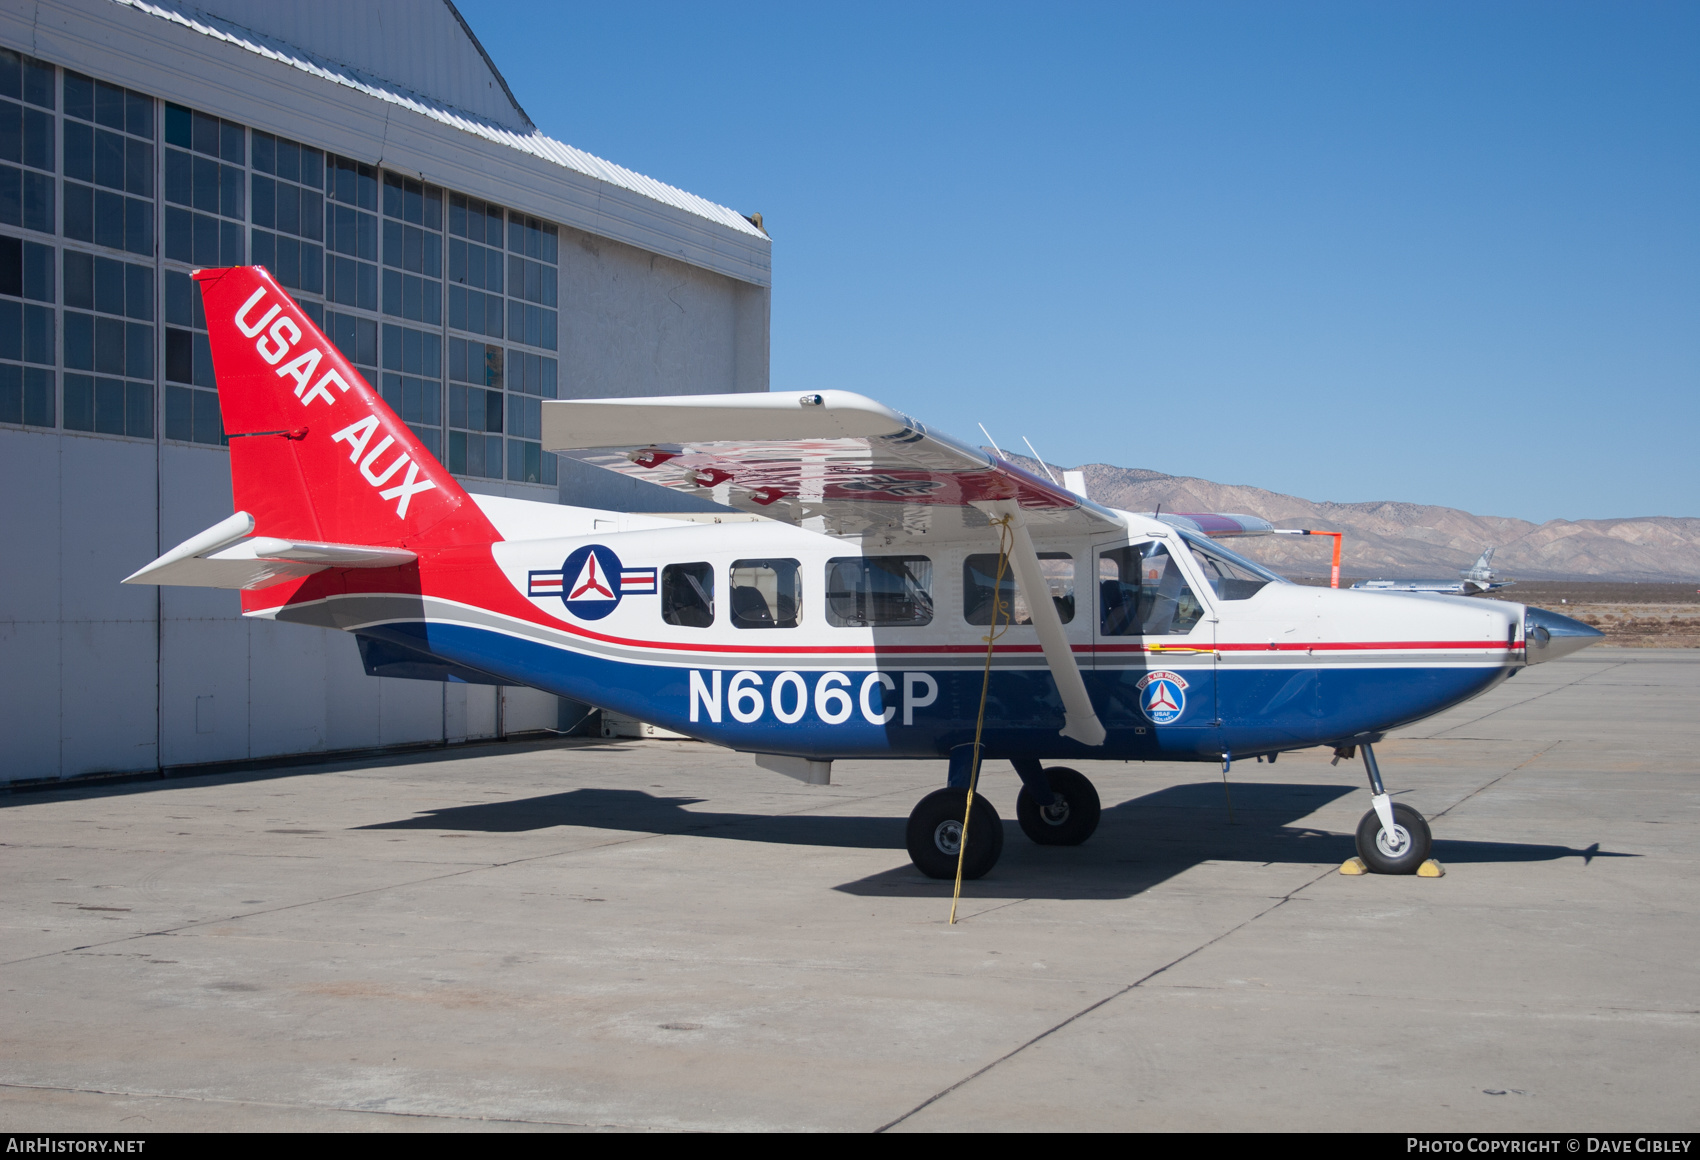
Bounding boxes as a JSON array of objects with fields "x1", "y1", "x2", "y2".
[{"x1": 247, "y1": 550, "x2": 1524, "y2": 661}]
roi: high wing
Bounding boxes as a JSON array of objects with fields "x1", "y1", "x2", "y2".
[{"x1": 541, "y1": 391, "x2": 1128, "y2": 540}]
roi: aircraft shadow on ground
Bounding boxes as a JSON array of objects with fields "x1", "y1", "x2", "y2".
[{"x1": 359, "y1": 781, "x2": 1631, "y2": 901}]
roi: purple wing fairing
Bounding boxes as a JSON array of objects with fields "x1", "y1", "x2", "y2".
[{"x1": 1148, "y1": 511, "x2": 1277, "y2": 538}]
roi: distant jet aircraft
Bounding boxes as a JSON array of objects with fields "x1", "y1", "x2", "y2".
[{"x1": 1352, "y1": 547, "x2": 1513, "y2": 596}]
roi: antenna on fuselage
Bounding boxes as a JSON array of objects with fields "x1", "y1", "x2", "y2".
[
  {"x1": 1021, "y1": 437, "x2": 1061, "y2": 485},
  {"x1": 977, "y1": 423, "x2": 1006, "y2": 460}
]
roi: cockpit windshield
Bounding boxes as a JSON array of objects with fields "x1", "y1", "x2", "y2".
[{"x1": 1179, "y1": 531, "x2": 1288, "y2": 601}]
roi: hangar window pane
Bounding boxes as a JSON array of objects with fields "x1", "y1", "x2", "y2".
[
  {"x1": 506, "y1": 437, "x2": 550, "y2": 484},
  {"x1": 0, "y1": 210, "x2": 56, "y2": 422},
  {"x1": 2, "y1": 49, "x2": 56, "y2": 110},
  {"x1": 506, "y1": 299, "x2": 556, "y2": 351},
  {"x1": 327, "y1": 310, "x2": 378, "y2": 374},
  {"x1": 383, "y1": 267, "x2": 441, "y2": 326},
  {"x1": 0, "y1": 164, "x2": 54, "y2": 233},
  {"x1": 0, "y1": 363, "x2": 54, "y2": 427},
  {"x1": 326, "y1": 155, "x2": 377, "y2": 212},
  {"x1": 507, "y1": 350, "x2": 556, "y2": 398},
  {"x1": 162, "y1": 270, "x2": 223, "y2": 447},
  {"x1": 162, "y1": 103, "x2": 242, "y2": 266},
  {"x1": 3, "y1": 99, "x2": 55, "y2": 173},
  {"x1": 449, "y1": 193, "x2": 504, "y2": 247},
  {"x1": 0, "y1": 294, "x2": 54, "y2": 428},
  {"x1": 447, "y1": 333, "x2": 503, "y2": 479},
  {"x1": 250, "y1": 133, "x2": 324, "y2": 297},
  {"x1": 66, "y1": 82, "x2": 154, "y2": 258},
  {"x1": 449, "y1": 338, "x2": 502, "y2": 389},
  {"x1": 0, "y1": 237, "x2": 53, "y2": 302},
  {"x1": 381, "y1": 321, "x2": 442, "y2": 450},
  {"x1": 384, "y1": 173, "x2": 442, "y2": 233},
  {"x1": 320, "y1": 155, "x2": 377, "y2": 312},
  {"x1": 63, "y1": 373, "x2": 149, "y2": 438},
  {"x1": 503, "y1": 211, "x2": 556, "y2": 352},
  {"x1": 446, "y1": 429, "x2": 503, "y2": 479},
  {"x1": 0, "y1": 300, "x2": 53, "y2": 366}
]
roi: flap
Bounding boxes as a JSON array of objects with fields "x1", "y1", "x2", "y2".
[{"x1": 543, "y1": 390, "x2": 1128, "y2": 540}]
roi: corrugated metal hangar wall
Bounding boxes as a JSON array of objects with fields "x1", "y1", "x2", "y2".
[{"x1": 0, "y1": 0, "x2": 772, "y2": 784}]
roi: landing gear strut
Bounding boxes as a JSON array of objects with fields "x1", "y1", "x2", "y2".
[{"x1": 1348, "y1": 743, "x2": 1432, "y2": 874}]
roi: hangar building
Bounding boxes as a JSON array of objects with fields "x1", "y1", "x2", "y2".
[{"x1": 0, "y1": 0, "x2": 772, "y2": 785}]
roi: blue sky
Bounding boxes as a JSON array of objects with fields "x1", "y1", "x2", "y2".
[{"x1": 458, "y1": 1, "x2": 1698, "y2": 523}]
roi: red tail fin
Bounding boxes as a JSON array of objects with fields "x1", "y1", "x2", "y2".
[{"x1": 196, "y1": 266, "x2": 497, "y2": 549}]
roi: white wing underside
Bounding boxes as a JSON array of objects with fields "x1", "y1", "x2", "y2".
[{"x1": 541, "y1": 390, "x2": 1128, "y2": 540}]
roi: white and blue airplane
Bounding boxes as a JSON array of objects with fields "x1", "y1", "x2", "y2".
[
  {"x1": 1353, "y1": 547, "x2": 1515, "y2": 596},
  {"x1": 124, "y1": 267, "x2": 1603, "y2": 880}
]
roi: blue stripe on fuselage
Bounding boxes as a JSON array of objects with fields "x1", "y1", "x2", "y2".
[{"x1": 365, "y1": 620, "x2": 1511, "y2": 762}]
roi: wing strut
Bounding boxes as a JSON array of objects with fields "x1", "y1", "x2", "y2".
[{"x1": 983, "y1": 501, "x2": 1107, "y2": 747}]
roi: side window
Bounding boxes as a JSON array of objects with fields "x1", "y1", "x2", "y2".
[
  {"x1": 825, "y1": 556, "x2": 933, "y2": 627},
  {"x1": 661, "y1": 562, "x2": 714, "y2": 627},
  {"x1": 1099, "y1": 542, "x2": 1204, "y2": 636},
  {"x1": 964, "y1": 552, "x2": 1074, "y2": 625},
  {"x1": 729, "y1": 558, "x2": 801, "y2": 629}
]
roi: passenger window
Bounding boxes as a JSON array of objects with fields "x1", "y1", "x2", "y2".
[
  {"x1": 661, "y1": 562, "x2": 714, "y2": 627},
  {"x1": 825, "y1": 556, "x2": 933, "y2": 627},
  {"x1": 964, "y1": 552, "x2": 1074, "y2": 626},
  {"x1": 1181, "y1": 532, "x2": 1284, "y2": 600},
  {"x1": 729, "y1": 558, "x2": 801, "y2": 629},
  {"x1": 1098, "y1": 542, "x2": 1204, "y2": 636}
]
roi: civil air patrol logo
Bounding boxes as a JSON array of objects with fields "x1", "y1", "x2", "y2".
[
  {"x1": 1134, "y1": 669, "x2": 1188, "y2": 725},
  {"x1": 837, "y1": 474, "x2": 946, "y2": 498},
  {"x1": 528, "y1": 545, "x2": 655, "y2": 621}
]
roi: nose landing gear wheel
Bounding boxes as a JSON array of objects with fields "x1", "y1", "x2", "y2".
[
  {"x1": 905, "y1": 788, "x2": 1004, "y2": 880},
  {"x1": 1015, "y1": 767, "x2": 1102, "y2": 846},
  {"x1": 1354, "y1": 802, "x2": 1432, "y2": 874}
]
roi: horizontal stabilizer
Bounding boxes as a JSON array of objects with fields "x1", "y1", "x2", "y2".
[{"x1": 123, "y1": 511, "x2": 417, "y2": 590}]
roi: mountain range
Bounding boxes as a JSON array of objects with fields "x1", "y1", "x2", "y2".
[{"x1": 1020, "y1": 459, "x2": 1700, "y2": 582}]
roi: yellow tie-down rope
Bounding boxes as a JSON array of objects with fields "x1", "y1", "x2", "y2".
[{"x1": 950, "y1": 514, "x2": 1015, "y2": 925}]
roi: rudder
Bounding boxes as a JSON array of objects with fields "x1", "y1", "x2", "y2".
[{"x1": 195, "y1": 266, "x2": 496, "y2": 550}]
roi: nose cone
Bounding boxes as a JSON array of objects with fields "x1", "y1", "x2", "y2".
[{"x1": 1524, "y1": 606, "x2": 1605, "y2": 664}]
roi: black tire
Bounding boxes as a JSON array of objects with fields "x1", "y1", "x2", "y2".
[
  {"x1": 905, "y1": 788, "x2": 1004, "y2": 880},
  {"x1": 1354, "y1": 802, "x2": 1432, "y2": 874},
  {"x1": 1015, "y1": 767, "x2": 1102, "y2": 846}
]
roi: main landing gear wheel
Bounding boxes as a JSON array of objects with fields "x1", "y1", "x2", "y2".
[
  {"x1": 1015, "y1": 767, "x2": 1102, "y2": 847},
  {"x1": 1355, "y1": 802, "x2": 1432, "y2": 874},
  {"x1": 906, "y1": 788, "x2": 1004, "y2": 880}
]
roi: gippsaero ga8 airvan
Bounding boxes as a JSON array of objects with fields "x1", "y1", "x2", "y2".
[{"x1": 125, "y1": 267, "x2": 1604, "y2": 880}]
